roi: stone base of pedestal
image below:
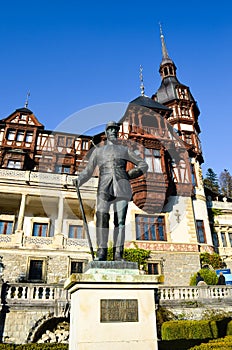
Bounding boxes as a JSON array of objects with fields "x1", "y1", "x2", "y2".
[{"x1": 65, "y1": 261, "x2": 158, "y2": 350}]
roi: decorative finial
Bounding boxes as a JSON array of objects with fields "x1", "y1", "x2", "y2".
[
  {"x1": 24, "y1": 91, "x2": 30, "y2": 108},
  {"x1": 159, "y1": 22, "x2": 163, "y2": 37},
  {"x1": 159, "y1": 22, "x2": 169, "y2": 59},
  {"x1": 139, "y1": 65, "x2": 145, "y2": 96}
]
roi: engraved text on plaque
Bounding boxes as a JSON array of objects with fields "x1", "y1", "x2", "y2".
[{"x1": 100, "y1": 299, "x2": 138, "y2": 322}]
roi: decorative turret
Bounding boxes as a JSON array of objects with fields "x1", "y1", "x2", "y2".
[
  {"x1": 152, "y1": 25, "x2": 203, "y2": 163},
  {"x1": 159, "y1": 23, "x2": 177, "y2": 81}
]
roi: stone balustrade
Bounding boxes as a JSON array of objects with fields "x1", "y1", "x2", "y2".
[
  {"x1": 3, "y1": 283, "x2": 68, "y2": 303},
  {"x1": 3, "y1": 282, "x2": 232, "y2": 304},
  {"x1": 158, "y1": 285, "x2": 232, "y2": 302}
]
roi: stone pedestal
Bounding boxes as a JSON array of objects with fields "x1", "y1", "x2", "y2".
[{"x1": 64, "y1": 261, "x2": 158, "y2": 350}]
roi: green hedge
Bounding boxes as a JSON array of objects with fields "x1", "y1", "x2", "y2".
[
  {"x1": 161, "y1": 320, "x2": 218, "y2": 340},
  {"x1": 226, "y1": 320, "x2": 232, "y2": 335},
  {"x1": 0, "y1": 345, "x2": 68, "y2": 350},
  {"x1": 189, "y1": 335, "x2": 232, "y2": 349}
]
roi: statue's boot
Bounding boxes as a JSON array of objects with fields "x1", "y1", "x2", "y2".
[
  {"x1": 95, "y1": 212, "x2": 110, "y2": 261},
  {"x1": 113, "y1": 225, "x2": 125, "y2": 261}
]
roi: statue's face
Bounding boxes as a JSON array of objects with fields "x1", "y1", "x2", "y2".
[{"x1": 106, "y1": 126, "x2": 118, "y2": 141}]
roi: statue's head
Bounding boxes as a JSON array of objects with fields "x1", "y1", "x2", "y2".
[{"x1": 105, "y1": 121, "x2": 120, "y2": 141}]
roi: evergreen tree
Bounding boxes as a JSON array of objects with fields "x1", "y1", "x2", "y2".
[
  {"x1": 220, "y1": 169, "x2": 232, "y2": 198},
  {"x1": 203, "y1": 168, "x2": 219, "y2": 194}
]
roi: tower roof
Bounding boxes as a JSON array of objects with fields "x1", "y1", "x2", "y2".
[
  {"x1": 159, "y1": 23, "x2": 174, "y2": 66},
  {"x1": 154, "y1": 26, "x2": 196, "y2": 105},
  {"x1": 130, "y1": 95, "x2": 170, "y2": 111}
]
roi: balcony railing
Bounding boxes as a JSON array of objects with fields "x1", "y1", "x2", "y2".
[{"x1": 0, "y1": 169, "x2": 98, "y2": 189}]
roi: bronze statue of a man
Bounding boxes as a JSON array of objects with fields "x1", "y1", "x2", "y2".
[{"x1": 75, "y1": 121, "x2": 148, "y2": 261}]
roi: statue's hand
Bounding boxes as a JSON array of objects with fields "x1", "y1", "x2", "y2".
[
  {"x1": 127, "y1": 168, "x2": 143, "y2": 179},
  {"x1": 73, "y1": 178, "x2": 80, "y2": 187}
]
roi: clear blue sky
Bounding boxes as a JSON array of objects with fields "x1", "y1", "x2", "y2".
[{"x1": 0, "y1": 0, "x2": 231, "y2": 177}]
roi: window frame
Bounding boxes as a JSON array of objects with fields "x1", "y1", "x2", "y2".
[
  {"x1": 0, "y1": 218, "x2": 14, "y2": 234},
  {"x1": 27, "y1": 257, "x2": 47, "y2": 282},
  {"x1": 135, "y1": 214, "x2": 166, "y2": 241},
  {"x1": 68, "y1": 224, "x2": 85, "y2": 239},
  {"x1": 144, "y1": 148, "x2": 162, "y2": 173},
  {"x1": 7, "y1": 160, "x2": 22, "y2": 169},
  {"x1": 55, "y1": 165, "x2": 71, "y2": 174},
  {"x1": 196, "y1": 220, "x2": 206, "y2": 244},
  {"x1": 68, "y1": 258, "x2": 88, "y2": 275},
  {"x1": 31, "y1": 218, "x2": 51, "y2": 237},
  {"x1": 221, "y1": 232, "x2": 227, "y2": 247}
]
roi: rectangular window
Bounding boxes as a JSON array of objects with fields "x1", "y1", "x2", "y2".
[
  {"x1": 55, "y1": 165, "x2": 70, "y2": 174},
  {"x1": 70, "y1": 261, "x2": 83, "y2": 274},
  {"x1": 81, "y1": 140, "x2": 89, "y2": 150},
  {"x1": 190, "y1": 163, "x2": 197, "y2": 187},
  {"x1": 16, "y1": 130, "x2": 25, "y2": 142},
  {"x1": 66, "y1": 137, "x2": 74, "y2": 147},
  {"x1": 136, "y1": 215, "x2": 166, "y2": 241},
  {"x1": 147, "y1": 263, "x2": 159, "y2": 275},
  {"x1": 7, "y1": 129, "x2": 16, "y2": 141},
  {"x1": 58, "y1": 136, "x2": 65, "y2": 146},
  {"x1": 68, "y1": 225, "x2": 85, "y2": 239},
  {"x1": 229, "y1": 233, "x2": 232, "y2": 247},
  {"x1": 32, "y1": 223, "x2": 49, "y2": 237},
  {"x1": 196, "y1": 220, "x2": 206, "y2": 243},
  {"x1": 7, "y1": 160, "x2": 21, "y2": 169},
  {"x1": 221, "y1": 232, "x2": 227, "y2": 247},
  {"x1": 144, "y1": 148, "x2": 162, "y2": 173},
  {"x1": 28, "y1": 260, "x2": 43, "y2": 281},
  {"x1": 0, "y1": 220, "x2": 13, "y2": 234},
  {"x1": 25, "y1": 132, "x2": 33, "y2": 143},
  {"x1": 184, "y1": 133, "x2": 192, "y2": 144}
]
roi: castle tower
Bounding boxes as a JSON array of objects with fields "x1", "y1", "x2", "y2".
[{"x1": 152, "y1": 26, "x2": 213, "y2": 254}]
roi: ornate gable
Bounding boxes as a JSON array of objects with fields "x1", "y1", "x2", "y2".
[{"x1": 1, "y1": 107, "x2": 44, "y2": 128}]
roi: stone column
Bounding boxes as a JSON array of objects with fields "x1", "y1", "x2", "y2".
[
  {"x1": 55, "y1": 196, "x2": 64, "y2": 235},
  {"x1": 14, "y1": 194, "x2": 27, "y2": 246},
  {"x1": 16, "y1": 194, "x2": 26, "y2": 231},
  {"x1": 53, "y1": 196, "x2": 64, "y2": 248}
]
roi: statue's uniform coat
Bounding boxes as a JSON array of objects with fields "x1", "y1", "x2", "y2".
[{"x1": 78, "y1": 141, "x2": 148, "y2": 201}]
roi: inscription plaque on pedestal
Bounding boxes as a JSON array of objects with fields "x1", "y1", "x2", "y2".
[{"x1": 100, "y1": 299, "x2": 138, "y2": 322}]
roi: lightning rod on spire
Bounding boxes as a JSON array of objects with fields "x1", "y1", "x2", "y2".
[
  {"x1": 24, "y1": 91, "x2": 30, "y2": 108},
  {"x1": 139, "y1": 65, "x2": 145, "y2": 96}
]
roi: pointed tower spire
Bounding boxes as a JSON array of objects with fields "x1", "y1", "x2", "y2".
[
  {"x1": 158, "y1": 24, "x2": 176, "y2": 80},
  {"x1": 139, "y1": 65, "x2": 145, "y2": 96},
  {"x1": 159, "y1": 22, "x2": 169, "y2": 60}
]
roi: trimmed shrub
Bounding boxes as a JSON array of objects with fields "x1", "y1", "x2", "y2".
[
  {"x1": 0, "y1": 346, "x2": 68, "y2": 350},
  {"x1": 190, "y1": 269, "x2": 218, "y2": 286},
  {"x1": 189, "y1": 335, "x2": 232, "y2": 349},
  {"x1": 16, "y1": 346, "x2": 68, "y2": 350},
  {"x1": 161, "y1": 320, "x2": 218, "y2": 340},
  {"x1": 226, "y1": 320, "x2": 232, "y2": 335},
  {"x1": 107, "y1": 245, "x2": 150, "y2": 271}
]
